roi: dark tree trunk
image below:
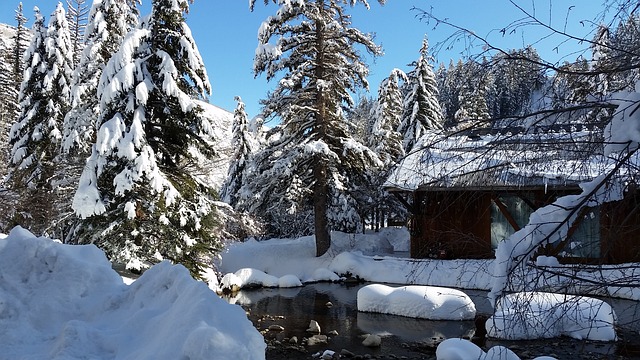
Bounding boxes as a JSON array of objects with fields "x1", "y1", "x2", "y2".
[
  {"x1": 313, "y1": 1, "x2": 331, "y2": 257},
  {"x1": 313, "y1": 156, "x2": 330, "y2": 256}
]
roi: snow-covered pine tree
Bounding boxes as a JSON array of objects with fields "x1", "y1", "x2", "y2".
[
  {"x1": 0, "y1": 3, "x2": 30, "y2": 154},
  {"x1": 399, "y1": 36, "x2": 444, "y2": 153},
  {"x1": 0, "y1": 35, "x2": 16, "y2": 169},
  {"x1": 61, "y1": 0, "x2": 138, "y2": 243},
  {"x1": 7, "y1": 4, "x2": 73, "y2": 235},
  {"x1": 345, "y1": 96, "x2": 375, "y2": 144},
  {"x1": 63, "y1": 0, "x2": 138, "y2": 155},
  {"x1": 221, "y1": 96, "x2": 255, "y2": 208},
  {"x1": 12, "y1": 3, "x2": 29, "y2": 93},
  {"x1": 246, "y1": 0, "x2": 384, "y2": 256},
  {"x1": 72, "y1": 0, "x2": 220, "y2": 277},
  {"x1": 65, "y1": 0, "x2": 89, "y2": 66},
  {"x1": 454, "y1": 61, "x2": 491, "y2": 131},
  {"x1": 370, "y1": 68, "x2": 406, "y2": 166}
]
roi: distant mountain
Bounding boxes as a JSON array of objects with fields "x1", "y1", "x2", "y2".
[
  {"x1": 0, "y1": 23, "x2": 16, "y2": 51},
  {"x1": 194, "y1": 100, "x2": 234, "y2": 190}
]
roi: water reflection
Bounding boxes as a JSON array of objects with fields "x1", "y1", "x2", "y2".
[
  {"x1": 225, "y1": 282, "x2": 640, "y2": 358},
  {"x1": 227, "y1": 282, "x2": 478, "y2": 357},
  {"x1": 356, "y1": 311, "x2": 474, "y2": 342}
]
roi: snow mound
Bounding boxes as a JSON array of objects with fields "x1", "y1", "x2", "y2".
[
  {"x1": 436, "y1": 338, "x2": 557, "y2": 360},
  {"x1": 0, "y1": 227, "x2": 265, "y2": 359},
  {"x1": 357, "y1": 284, "x2": 476, "y2": 320},
  {"x1": 487, "y1": 292, "x2": 617, "y2": 341},
  {"x1": 310, "y1": 267, "x2": 341, "y2": 282},
  {"x1": 220, "y1": 267, "x2": 304, "y2": 291}
]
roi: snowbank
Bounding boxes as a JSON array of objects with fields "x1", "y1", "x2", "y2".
[
  {"x1": 219, "y1": 268, "x2": 305, "y2": 291},
  {"x1": 487, "y1": 292, "x2": 617, "y2": 341},
  {"x1": 436, "y1": 338, "x2": 557, "y2": 360},
  {"x1": 0, "y1": 227, "x2": 265, "y2": 359},
  {"x1": 357, "y1": 284, "x2": 476, "y2": 320},
  {"x1": 220, "y1": 230, "x2": 494, "y2": 289}
]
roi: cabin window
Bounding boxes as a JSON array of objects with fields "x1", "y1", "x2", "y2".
[
  {"x1": 563, "y1": 208, "x2": 601, "y2": 259},
  {"x1": 490, "y1": 193, "x2": 534, "y2": 249}
]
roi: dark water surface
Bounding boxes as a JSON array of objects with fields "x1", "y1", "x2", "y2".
[{"x1": 225, "y1": 283, "x2": 640, "y2": 359}]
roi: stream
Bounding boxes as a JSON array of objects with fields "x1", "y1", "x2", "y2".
[{"x1": 225, "y1": 283, "x2": 640, "y2": 360}]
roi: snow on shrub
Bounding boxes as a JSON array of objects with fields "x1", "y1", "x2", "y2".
[
  {"x1": 357, "y1": 284, "x2": 476, "y2": 320},
  {"x1": 0, "y1": 227, "x2": 265, "y2": 359},
  {"x1": 486, "y1": 292, "x2": 617, "y2": 341}
]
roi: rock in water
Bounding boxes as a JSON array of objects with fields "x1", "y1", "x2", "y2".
[
  {"x1": 306, "y1": 320, "x2": 321, "y2": 333},
  {"x1": 268, "y1": 325, "x2": 284, "y2": 332},
  {"x1": 362, "y1": 334, "x2": 381, "y2": 347},
  {"x1": 306, "y1": 334, "x2": 328, "y2": 346}
]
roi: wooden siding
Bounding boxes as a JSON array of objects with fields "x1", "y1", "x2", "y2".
[
  {"x1": 411, "y1": 188, "x2": 640, "y2": 264},
  {"x1": 600, "y1": 193, "x2": 640, "y2": 264},
  {"x1": 411, "y1": 191, "x2": 492, "y2": 259}
]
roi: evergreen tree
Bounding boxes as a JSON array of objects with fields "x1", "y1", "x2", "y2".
[
  {"x1": 245, "y1": 0, "x2": 384, "y2": 256},
  {"x1": 370, "y1": 68, "x2": 406, "y2": 166},
  {"x1": 347, "y1": 95, "x2": 376, "y2": 144},
  {"x1": 12, "y1": 3, "x2": 29, "y2": 93},
  {"x1": 438, "y1": 60, "x2": 463, "y2": 128},
  {"x1": 221, "y1": 96, "x2": 255, "y2": 207},
  {"x1": 608, "y1": 14, "x2": 640, "y2": 92},
  {"x1": 454, "y1": 60, "x2": 491, "y2": 131},
  {"x1": 66, "y1": 0, "x2": 90, "y2": 66},
  {"x1": 63, "y1": 0, "x2": 138, "y2": 155},
  {"x1": 0, "y1": 3, "x2": 30, "y2": 156},
  {"x1": 72, "y1": 0, "x2": 220, "y2": 277},
  {"x1": 0, "y1": 38, "x2": 17, "y2": 155},
  {"x1": 489, "y1": 47, "x2": 545, "y2": 120},
  {"x1": 7, "y1": 4, "x2": 73, "y2": 235},
  {"x1": 399, "y1": 37, "x2": 444, "y2": 153}
]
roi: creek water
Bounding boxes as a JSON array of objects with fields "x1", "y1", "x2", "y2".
[{"x1": 225, "y1": 283, "x2": 640, "y2": 359}]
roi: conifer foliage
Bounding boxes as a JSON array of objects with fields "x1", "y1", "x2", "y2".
[
  {"x1": 72, "y1": 0, "x2": 220, "y2": 277},
  {"x1": 65, "y1": 0, "x2": 90, "y2": 66},
  {"x1": 7, "y1": 4, "x2": 73, "y2": 235},
  {"x1": 221, "y1": 96, "x2": 254, "y2": 207},
  {"x1": 246, "y1": 0, "x2": 384, "y2": 256},
  {"x1": 370, "y1": 68, "x2": 406, "y2": 166},
  {"x1": 399, "y1": 37, "x2": 443, "y2": 153},
  {"x1": 63, "y1": 0, "x2": 137, "y2": 155}
]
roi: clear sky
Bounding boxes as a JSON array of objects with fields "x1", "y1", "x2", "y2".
[{"x1": 0, "y1": 1, "x2": 603, "y2": 120}]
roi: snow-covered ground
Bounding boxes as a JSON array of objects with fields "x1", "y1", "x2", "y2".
[
  {"x1": 219, "y1": 229, "x2": 640, "y2": 302},
  {"x1": 0, "y1": 227, "x2": 265, "y2": 360}
]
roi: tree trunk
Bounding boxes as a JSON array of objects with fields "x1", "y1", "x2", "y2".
[
  {"x1": 314, "y1": 156, "x2": 330, "y2": 256},
  {"x1": 313, "y1": 0, "x2": 331, "y2": 257}
]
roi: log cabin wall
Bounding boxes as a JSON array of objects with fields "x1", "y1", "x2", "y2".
[
  {"x1": 411, "y1": 190, "x2": 492, "y2": 259},
  {"x1": 600, "y1": 193, "x2": 640, "y2": 264},
  {"x1": 410, "y1": 188, "x2": 640, "y2": 264}
]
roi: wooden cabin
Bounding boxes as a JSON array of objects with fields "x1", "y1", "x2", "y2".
[{"x1": 385, "y1": 128, "x2": 640, "y2": 264}]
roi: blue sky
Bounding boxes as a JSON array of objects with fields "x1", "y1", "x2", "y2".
[{"x1": 0, "y1": 1, "x2": 602, "y2": 119}]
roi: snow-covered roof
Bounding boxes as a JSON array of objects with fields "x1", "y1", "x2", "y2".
[{"x1": 385, "y1": 128, "x2": 613, "y2": 191}]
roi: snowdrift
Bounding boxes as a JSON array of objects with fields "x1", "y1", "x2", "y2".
[{"x1": 0, "y1": 227, "x2": 265, "y2": 359}]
